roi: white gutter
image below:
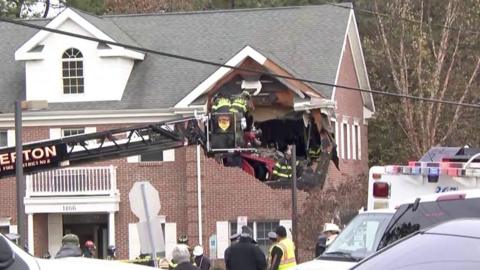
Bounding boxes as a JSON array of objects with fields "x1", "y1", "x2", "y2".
[{"x1": 195, "y1": 110, "x2": 203, "y2": 246}]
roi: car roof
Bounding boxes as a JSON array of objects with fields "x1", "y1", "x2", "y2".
[
  {"x1": 361, "y1": 208, "x2": 396, "y2": 214},
  {"x1": 397, "y1": 189, "x2": 480, "y2": 206},
  {"x1": 426, "y1": 219, "x2": 480, "y2": 238}
]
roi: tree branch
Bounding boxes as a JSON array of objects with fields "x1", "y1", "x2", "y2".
[{"x1": 440, "y1": 57, "x2": 480, "y2": 143}]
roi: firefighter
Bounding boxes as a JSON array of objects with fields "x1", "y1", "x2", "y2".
[
  {"x1": 211, "y1": 92, "x2": 231, "y2": 113},
  {"x1": 229, "y1": 90, "x2": 253, "y2": 147},
  {"x1": 272, "y1": 152, "x2": 292, "y2": 181},
  {"x1": 230, "y1": 90, "x2": 250, "y2": 115},
  {"x1": 308, "y1": 145, "x2": 322, "y2": 161}
]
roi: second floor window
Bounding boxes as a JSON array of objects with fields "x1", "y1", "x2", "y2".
[
  {"x1": 62, "y1": 128, "x2": 85, "y2": 137},
  {"x1": 0, "y1": 131, "x2": 7, "y2": 147},
  {"x1": 62, "y1": 48, "x2": 84, "y2": 94}
]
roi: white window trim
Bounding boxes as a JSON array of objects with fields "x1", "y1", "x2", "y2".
[
  {"x1": 0, "y1": 218, "x2": 11, "y2": 234},
  {"x1": 347, "y1": 122, "x2": 351, "y2": 159},
  {"x1": 62, "y1": 48, "x2": 85, "y2": 95},
  {"x1": 7, "y1": 130, "x2": 15, "y2": 147},
  {"x1": 352, "y1": 123, "x2": 357, "y2": 160},
  {"x1": 331, "y1": 118, "x2": 339, "y2": 148},
  {"x1": 340, "y1": 121, "x2": 346, "y2": 159},
  {"x1": 353, "y1": 122, "x2": 361, "y2": 160}
]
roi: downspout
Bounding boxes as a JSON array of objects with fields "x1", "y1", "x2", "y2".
[
  {"x1": 194, "y1": 110, "x2": 203, "y2": 246},
  {"x1": 196, "y1": 144, "x2": 203, "y2": 246}
]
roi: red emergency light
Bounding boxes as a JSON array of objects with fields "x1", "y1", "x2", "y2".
[
  {"x1": 436, "y1": 193, "x2": 466, "y2": 202},
  {"x1": 373, "y1": 182, "x2": 389, "y2": 198}
]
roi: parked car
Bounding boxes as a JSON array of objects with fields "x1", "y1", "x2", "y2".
[
  {"x1": 295, "y1": 209, "x2": 395, "y2": 270},
  {"x1": 0, "y1": 233, "x2": 151, "y2": 270},
  {"x1": 378, "y1": 189, "x2": 480, "y2": 249},
  {"x1": 351, "y1": 219, "x2": 480, "y2": 270},
  {"x1": 296, "y1": 189, "x2": 480, "y2": 270}
]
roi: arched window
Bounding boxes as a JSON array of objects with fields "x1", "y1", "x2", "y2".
[{"x1": 62, "y1": 48, "x2": 84, "y2": 94}]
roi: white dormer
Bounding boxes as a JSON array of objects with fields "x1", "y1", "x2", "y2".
[{"x1": 15, "y1": 8, "x2": 145, "y2": 103}]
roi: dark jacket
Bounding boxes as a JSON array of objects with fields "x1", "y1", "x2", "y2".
[
  {"x1": 194, "y1": 255, "x2": 211, "y2": 270},
  {"x1": 55, "y1": 244, "x2": 83, "y2": 259},
  {"x1": 175, "y1": 262, "x2": 200, "y2": 270},
  {"x1": 225, "y1": 237, "x2": 267, "y2": 270}
]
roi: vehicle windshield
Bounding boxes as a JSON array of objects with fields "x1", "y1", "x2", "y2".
[
  {"x1": 379, "y1": 197, "x2": 480, "y2": 249},
  {"x1": 321, "y1": 212, "x2": 393, "y2": 261}
]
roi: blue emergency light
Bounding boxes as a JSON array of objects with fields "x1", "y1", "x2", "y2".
[{"x1": 428, "y1": 167, "x2": 440, "y2": 183}]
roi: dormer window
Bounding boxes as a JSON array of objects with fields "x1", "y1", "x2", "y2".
[{"x1": 62, "y1": 48, "x2": 84, "y2": 94}]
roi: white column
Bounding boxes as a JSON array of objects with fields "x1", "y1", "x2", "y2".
[
  {"x1": 108, "y1": 212, "x2": 115, "y2": 246},
  {"x1": 28, "y1": 214, "x2": 34, "y2": 254}
]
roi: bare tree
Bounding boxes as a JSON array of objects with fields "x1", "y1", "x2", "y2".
[{"x1": 366, "y1": 0, "x2": 480, "y2": 158}]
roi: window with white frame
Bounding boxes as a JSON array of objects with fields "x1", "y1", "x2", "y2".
[
  {"x1": 62, "y1": 128, "x2": 85, "y2": 137},
  {"x1": 62, "y1": 48, "x2": 84, "y2": 94},
  {"x1": 0, "y1": 218, "x2": 10, "y2": 235},
  {"x1": 230, "y1": 221, "x2": 279, "y2": 254},
  {"x1": 0, "y1": 131, "x2": 7, "y2": 147},
  {"x1": 353, "y1": 123, "x2": 361, "y2": 160},
  {"x1": 341, "y1": 121, "x2": 351, "y2": 160},
  {"x1": 331, "y1": 119, "x2": 339, "y2": 147}
]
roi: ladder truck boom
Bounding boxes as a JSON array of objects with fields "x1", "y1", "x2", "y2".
[{"x1": 0, "y1": 117, "x2": 204, "y2": 178}]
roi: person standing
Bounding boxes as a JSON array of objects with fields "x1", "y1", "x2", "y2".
[
  {"x1": 193, "y1": 245, "x2": 211, "y2": 270},
  {"x1": 269, "y1": 226, "x2": 296, "y2": 270},
  {"x1": 224, "y1": 226, "x2": 266, "y2": 270},
  {"x1": 82, "y1": 240, "x2": 96, "y2": 258},
  {"x1": 323, "y1": 223, "x2": 341, "y2": 246},
  {"x1": 55, "y1": 234, "x2": 83, "y2": 259},
  {"x1": 172, "y1": 244, "x2": 200, "y2": 270},
  {"x1": 267, "y1": 232, "x2": 278, "y2": 268}
]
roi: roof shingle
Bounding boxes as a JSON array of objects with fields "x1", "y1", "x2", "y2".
[{"x1": 0, "y1": 4, "x2": 351, "y2": 113}]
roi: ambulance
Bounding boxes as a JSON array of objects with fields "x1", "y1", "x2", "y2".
[
  {"x1": 295, "y1": 148, "x2": 480, "y2": 270},
  {"x1": 368, "y1": 149, "x2": 480, "y2": 210}
]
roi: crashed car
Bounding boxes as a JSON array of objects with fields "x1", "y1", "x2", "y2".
[{"x1": 200, "y1": 75, "x2": 339, "y2": 190}]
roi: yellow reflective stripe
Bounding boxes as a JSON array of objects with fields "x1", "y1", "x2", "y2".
[{"x1": 277, "y1": 239, "x2": 296, "y2": 270}]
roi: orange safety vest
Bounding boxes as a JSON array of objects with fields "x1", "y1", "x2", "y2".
[{"x1": 276, "y1": 238, "x2": 297, "y2": 270}]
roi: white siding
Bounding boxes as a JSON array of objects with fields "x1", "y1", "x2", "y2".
[
  {"x1": 49, "y1": 128, "x2": 62, "y2": 139},
  {"x1": 48, "y1": 213, "x2": 63, "y2": 256},
  {"x1": 216, "y1": 221, "x2": 229, "y2": 259},
  {"x1": 23, "y1": 19, "x2": 135, "y2": 103},
  {"x1": 128, "y1": 223, "x2": 140, "y2": 260},
  {"x1": 164, "y1": 223, "x2": 177, "y2": 260}
]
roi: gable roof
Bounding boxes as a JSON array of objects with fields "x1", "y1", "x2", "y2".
[{"x1": 0, "y1": 4, "x2": 357, "y2": 113}]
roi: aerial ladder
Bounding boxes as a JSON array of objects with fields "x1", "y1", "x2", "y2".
[{"x1": 0, "y1": 114, "x2": 335, "y2": 191}]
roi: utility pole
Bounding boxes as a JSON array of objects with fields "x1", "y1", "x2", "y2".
[
  {"x1": 15, "y1": 100, "x2": 26, "y2": 248},
  {"x1": 291, "y1": 144, "x2": 298, "y2": 256}
]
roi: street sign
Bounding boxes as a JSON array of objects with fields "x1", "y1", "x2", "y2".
[
  {"x1": 129, "y1": 181, "x2": 161, "y2": 221},
  {"x1": 129, "y1": 181, "x2": 161, "y2": 268},
  {"x1": 137, "y1": 217, "x2": 165, "y2": 254}
]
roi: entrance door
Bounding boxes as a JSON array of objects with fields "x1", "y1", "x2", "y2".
[{"x1": 63, "y1": 214, "x2": 108, "y2": 259}]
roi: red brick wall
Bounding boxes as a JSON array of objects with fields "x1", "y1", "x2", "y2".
[
  {"x1": 33, "y1": 213, "x2": 48, "y2": 257},
  {"x1": 328, "y1": 36, "x2": 369, "y2": 186}
]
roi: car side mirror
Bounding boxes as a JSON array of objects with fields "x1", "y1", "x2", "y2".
[{"x1": 0, "y1": 236, "x2": 15, "y2": 269}]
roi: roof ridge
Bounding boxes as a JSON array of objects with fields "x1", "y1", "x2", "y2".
[{"x1": 103, "y1": 4, "x2": 338, "y2": 18}]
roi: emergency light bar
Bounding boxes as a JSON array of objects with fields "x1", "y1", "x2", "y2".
[{"x1": 384, "y1": 161, "x2": 480, "y2": 178}]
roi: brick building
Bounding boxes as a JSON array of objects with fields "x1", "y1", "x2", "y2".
[{"x1": 0, "y1": 4, "x2": 373, "y2": 260}]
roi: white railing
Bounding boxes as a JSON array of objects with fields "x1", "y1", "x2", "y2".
[{"x1": 26, "y1": 166, "x2": 117, "y2": 197}]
